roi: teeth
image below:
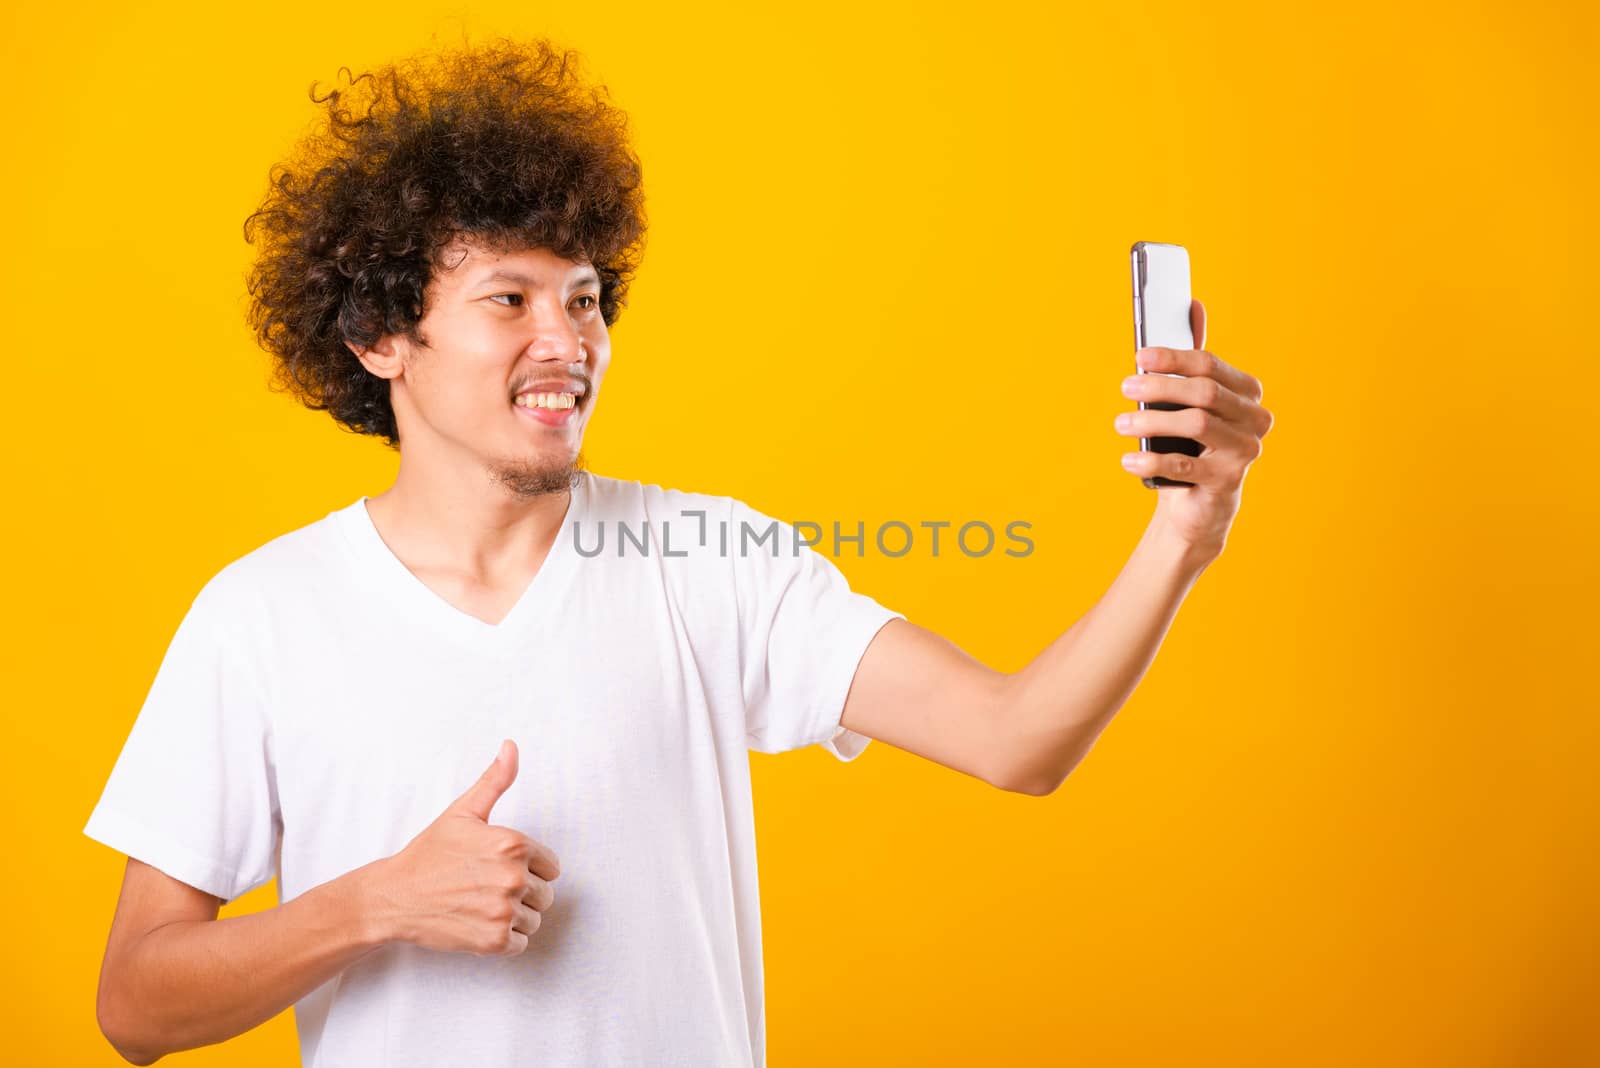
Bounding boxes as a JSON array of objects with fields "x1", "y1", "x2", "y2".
[{"x1": 516, "y1": 392, "x2": 576, "y2": 410}]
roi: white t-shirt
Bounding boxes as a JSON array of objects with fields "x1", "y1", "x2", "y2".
[{"x1": 83, "y1": 472, "x2": 902, "y2": 1067}]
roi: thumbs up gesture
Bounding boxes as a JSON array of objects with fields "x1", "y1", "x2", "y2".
[{"x1": 370, "y1": 740, "x2": 562, "y2": 957}]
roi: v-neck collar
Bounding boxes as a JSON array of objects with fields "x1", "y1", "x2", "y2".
[{"x1": 334, "y1": 474, "x2": 589, "y2": 649}]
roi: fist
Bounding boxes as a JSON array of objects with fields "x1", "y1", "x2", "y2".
[{"x1": 372, "y1": 739, "x2": 561, "y2": 957}]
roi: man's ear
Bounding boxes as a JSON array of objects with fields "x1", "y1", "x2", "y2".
[{"x1": 346, "y1": 335, "x2": 404, "y2": 382}]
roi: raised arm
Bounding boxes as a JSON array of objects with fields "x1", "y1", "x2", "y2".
[
  {"x1": 840, "y1": 304, "x2": 1272, "y2": 795},
  {"x1": 839, "y1": 514, "x2": 1213, "y2": 795}
]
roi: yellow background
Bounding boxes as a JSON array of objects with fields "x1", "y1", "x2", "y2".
[{"x1": 4, "y1": 0, "x2": 1594, "y2": 1063}]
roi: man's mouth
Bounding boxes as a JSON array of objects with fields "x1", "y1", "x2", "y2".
[{"x1": 513, "y1": 391, "x2": 578, "y2": 411}]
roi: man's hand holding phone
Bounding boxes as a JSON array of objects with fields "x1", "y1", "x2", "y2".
[{"x1": 1116, "y1": 297, "x2": 1275, "y2": 561}]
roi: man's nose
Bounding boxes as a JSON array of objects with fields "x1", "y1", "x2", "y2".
[{"x1": 523, "y1": 319, "x2": 586, "y2": 364}]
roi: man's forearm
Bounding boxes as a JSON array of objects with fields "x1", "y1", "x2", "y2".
[
  {"x1": 1001, "y1": 511, "x2": 1216, "y2": 794},
  {"x1": 100, "y1": 860, "x2": 395, "y2": 1064}
]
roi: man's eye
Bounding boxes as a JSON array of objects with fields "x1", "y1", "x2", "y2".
[{"x1": 488, "y1": 294, "x2": 597, "y2": 310}]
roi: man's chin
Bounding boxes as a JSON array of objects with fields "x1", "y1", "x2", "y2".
[{"x1": 487, "y1": 446, "x2": 586, "y2": 499}]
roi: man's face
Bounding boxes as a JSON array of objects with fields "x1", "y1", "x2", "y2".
[{"x1": 384, "y1": 240, "x2": 611, "y2": 498}]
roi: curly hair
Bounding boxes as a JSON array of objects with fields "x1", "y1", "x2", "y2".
[{"x1": 243, "y1": 36, "x2": 647, "y2": 449}]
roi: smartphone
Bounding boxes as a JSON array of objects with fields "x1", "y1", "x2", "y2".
[{"x1": 1130, "y1": 241, "x2": 1200, "y2": 488}]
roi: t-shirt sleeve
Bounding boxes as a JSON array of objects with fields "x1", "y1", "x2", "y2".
[
  {"x1": 82, "y1": 575, "x2": 282, "y2": 904},
  {"x1": 730, "y1": 498, "x2": 903, "y2": 761}
]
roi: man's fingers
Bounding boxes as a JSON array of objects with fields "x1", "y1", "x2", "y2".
[
  {"x1": 1122, "y1": 373, "x2": 1268, "y2": 435},
  {"x1": 524, "y1": 840, "x2": 561, "y2": 883},
  {"x1": 1121, "y1": 448, "x2": 1210, "y2": 485},
  {"x1": 446, "y1": 739, "x2": 519, "y2": 821},
  {"x1": 1119, "y1": 405, "x2": 1261, "y2": 459},
  {"x1": 510, "y1": 901, "x2": 542, "y2": 938},
  {"x1": 523, "y1": 872, "x2": 556, "y2": 911},
  {"x1": 1136, "y1": 346, "x2": 1263, "y2": 405}
]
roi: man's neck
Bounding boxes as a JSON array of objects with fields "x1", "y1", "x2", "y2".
[{"x1": 363, "y1": 465, "x2": 575, "y2": 586}]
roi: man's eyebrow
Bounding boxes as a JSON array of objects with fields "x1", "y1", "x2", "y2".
[{"x1": 472, "y1": 268, "x2": 602, "y2": 290}]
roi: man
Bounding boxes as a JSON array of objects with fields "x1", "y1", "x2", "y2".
[{"x1": 85, "y1": 35, "x2": 1272, "y2": 1068}]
